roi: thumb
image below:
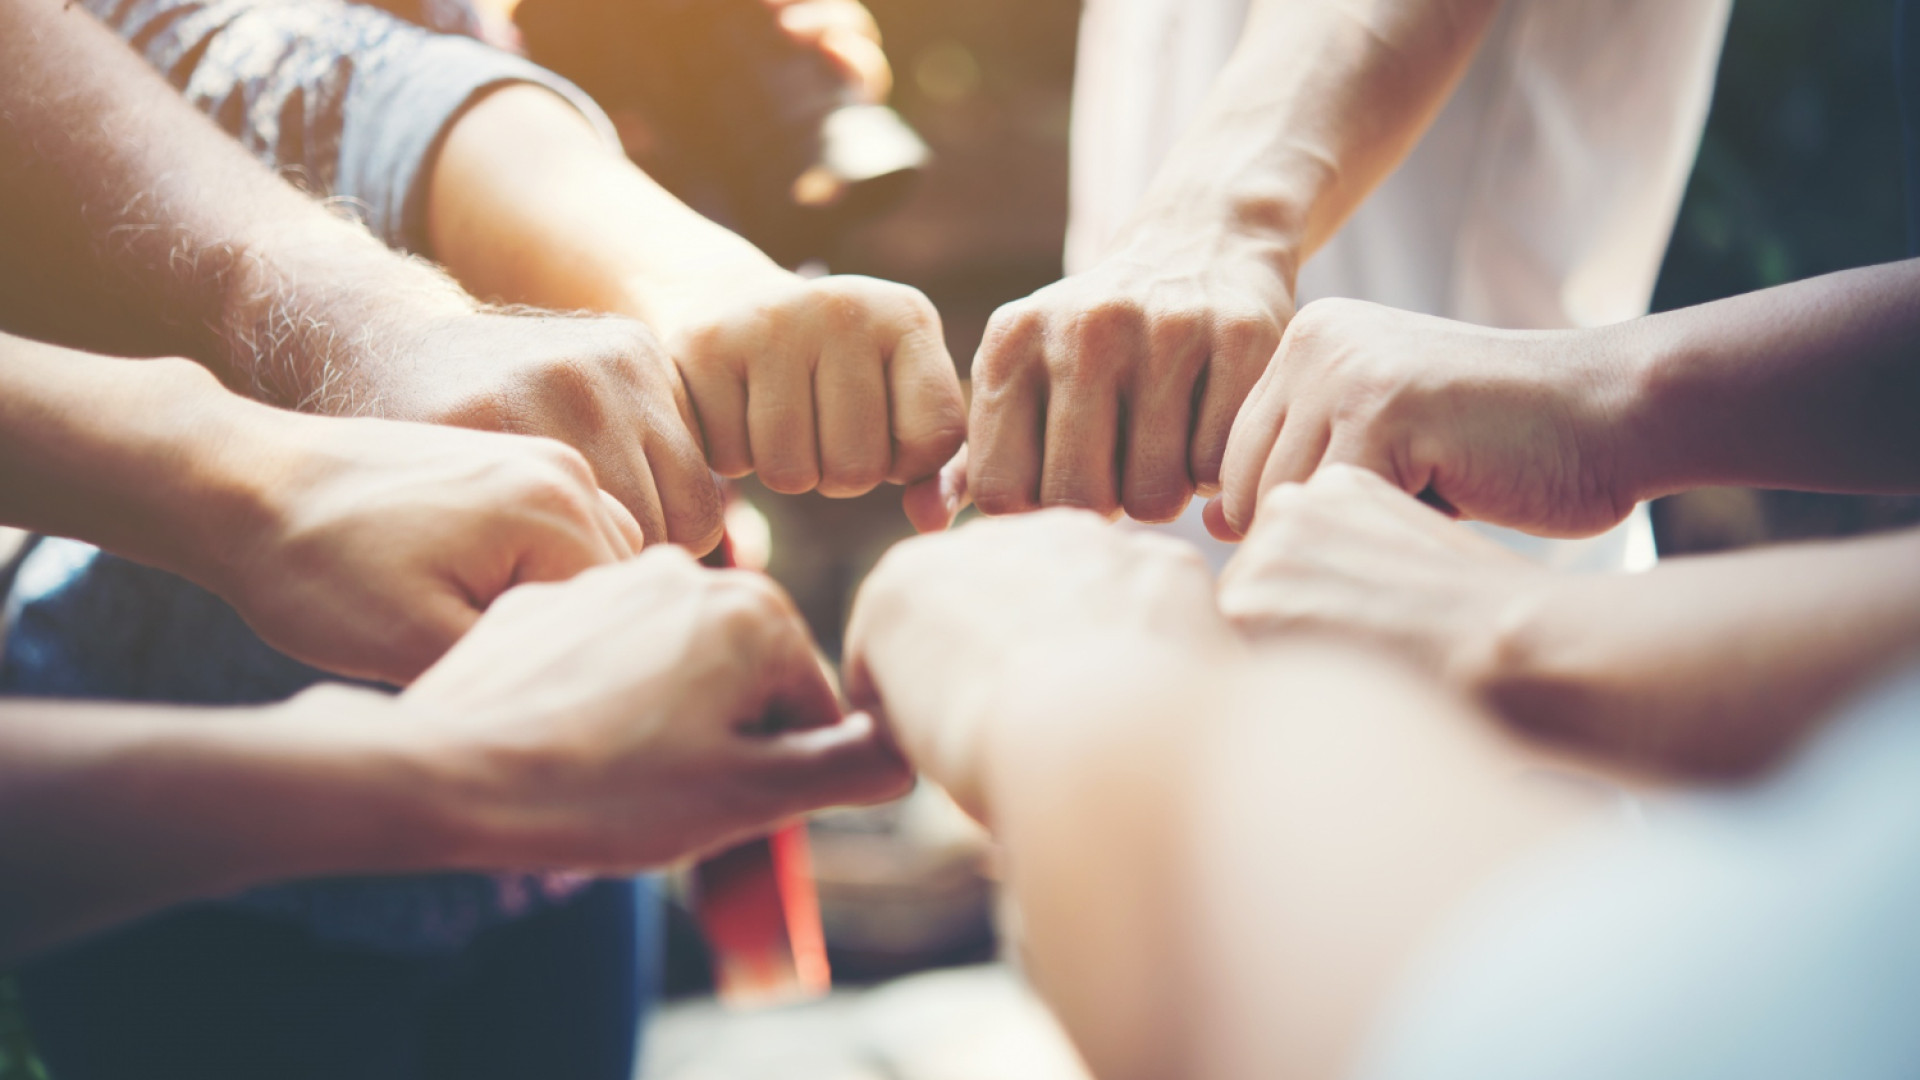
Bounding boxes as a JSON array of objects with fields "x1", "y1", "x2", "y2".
[
  {"x1": 902, "y1": 445, "x2": 969, "y2": 533},
  {"x1": 384, "y1": 587, "x2": 485, "y2": 688},
  {"x1": 753, "y1": 710, "x2": 914, "y2": 813}
]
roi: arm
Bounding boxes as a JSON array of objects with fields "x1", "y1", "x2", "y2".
[
  {"x1": 961, "y1": 0, "x2": 1502, "y2": 524},
  {"x1": 426, "y1": 83, "x2": 965, "y2": 515},
  {"x1": 1219, "y1": 466, "x2": 1920, "y2": 777},
  {"x1": 1214, "y1": 262, "x2": 1920, "y2": 539},
  {"x1": 0, "y1": 330, "x2": 640, "y2": 684},
  {"x1": 0, "y1": 0, "x2": 721, "y2": 549},
  {"x1": 843, "y1": 513, "x2": 1594, "y2": 1080},
  {"x1": 2, "y1": 549, "x2": 909, "y2": 965}
]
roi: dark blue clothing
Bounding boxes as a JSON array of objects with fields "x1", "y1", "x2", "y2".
[
  {"x1": 19, "y1": 879, "x2": 658, "y2": 1080},
  {"x1": 1, "y1": 540, "x2": 663, "y2": 1080}
]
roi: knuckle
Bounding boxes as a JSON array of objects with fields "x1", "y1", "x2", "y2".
[
  {"x1": 1059, "y1": 302, "x2": 1145, "y2": 370},
  {"x1": 1213, "y1": 312, "x2": 1283, "y2": 364},
  {"x1": 974, "y1": 306, "x2": 1046, "y2": 383},
  {"x1": 821, "y1": 459, "x2": 888, "y2": 499},
  {"x1": 1124, "y1": 481, "x2": 1195, "y2": 525}
]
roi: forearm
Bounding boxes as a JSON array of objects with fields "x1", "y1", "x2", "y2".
[
  {"x1": 0, "y1": 0, "x2": 470, "y2": 403},
  {"x1": 1117, "y1": 0, "x2": 1502, "y2": 270},
  {"x1": 1618, "y1": 261, "x2": 1920, "y2": 498},
  {"x1": 0, "y1": 686, "x2": 457, "y2": 964},
  {"x1": 972, "y1": 637, "x2": 1589, "y2": 1080},
  {"x1": 0, "y1": 334, "x2": 282, "y2": 588},
  {"x1": 1475, "y1": 527, "x2": 1920, "y2": 777},
  {"x1": 427, "y1": 84, "x2": 783, "y2": 333}
]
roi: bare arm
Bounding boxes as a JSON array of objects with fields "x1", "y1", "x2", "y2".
[
  {"x1": 1215, "y1": 261, "x2": 1920, "y2": 540},
  {"x1": 0, "y1": 688, "x2": 443, "y2": 964},
  {"x1": 961, "y1": 0, "x2": 1502, "y2": 525},
  {"x1": 0, "y1": 329, "x2": 646, "y2": 684},
  {"x1": 0, "y1": 0, "x2": 465, "y2": 390},
  {"x1": 427, "y1": 83, "x2": 965, "y2": 515},
  {"x1": 0, "y1": 0, "x2": 722, "y2": 549},
  {"x1": 843, "y1": 512, "x2": 1592, "y2": 1079},
  {"x1": 1, "y1": 550, "x2": 908, "y2": 965},
  {"x1": 1220, "y1": 466, "x2": 1920, "y2": 778}
]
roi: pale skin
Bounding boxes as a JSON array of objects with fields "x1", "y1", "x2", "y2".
[
  {"x1": 1219, "y1": 465, "x2": 1920, "y2": 779},
  {"x1": 943, "y1": 0, "x2": 1504, "y2": 526},
  {"x1": 425, "y1": 9, "x2": 965, "y2": 521},
  {"x1": 1211, "y1": 261, "x2": 1920, "y2": 539},
  {"x1": 844, "y1": 513, "x2": 1605, "y2": 1080},
  {"x1": 0, "y1": 331, "x2": 643, "y2": 684},
  {"x1": 0, "y1": 0, "x2": 723, "y2": 552},
  {"x1": 0, "y1": 550, "x2": 912, "y2": 966}
]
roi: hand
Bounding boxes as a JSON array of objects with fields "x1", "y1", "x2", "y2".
[
  {"x1": 215, "y1": 412, "x2": 643, "y2": 686},
  {"x1": 765, "y1": 0, "x2": 892, "y2": 102},
  {"x1": 1211, "y1": 299, "x2": 1642, "y2": 542},
  {"x1": 406, "y1": 548, "x2": 912, "y2": 870},
  {"x1": 1218, "y1": 465, "x2": 1550, "y2": 684},
  {"x1": 365, "y1": 309, "x2": 726, "y2": 554},
  {"x1": 843, "y1": 510, "x2": 1229, "y2": 817},
  {"x1": 649, "y1": 269, "x2": 965, "y2": 504},
  {"x1": 963, "y1": 232, "x2": 1295, "y2": 524}
]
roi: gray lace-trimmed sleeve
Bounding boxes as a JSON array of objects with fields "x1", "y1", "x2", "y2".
[{"x1": 85, "y1": 0, "x2": 619, "y2": 254}]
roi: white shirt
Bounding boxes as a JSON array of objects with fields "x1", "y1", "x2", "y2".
[{"x1": 1071, "y1": 0, "x2": 1733, "y2": 572}]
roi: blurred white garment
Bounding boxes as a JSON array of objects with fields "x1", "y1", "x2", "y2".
[{"x1": 1071, "y1": 0, "x2": 1732, "y2": 573}]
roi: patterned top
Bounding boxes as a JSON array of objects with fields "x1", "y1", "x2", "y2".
[{"x1": 84, "y1": 0, "x2": 617, "y2": 253}]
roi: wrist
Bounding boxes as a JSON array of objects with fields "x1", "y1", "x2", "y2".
[
  {"x1": 253, "y1": 686, "x2": 479, "y2": 874},
  {"x1": 1105, "y1": 221, "x2": 1300, "y2": 313},
  {"x1": 613, "y1": 246, "x2": 794, "y2": 341},
  {"x1": 1601, "y1": 312, "x2": 1705, "y2": 504},
  {"x1": 218, "y1": 217, "x2": 474, "y2": 411},
  {"x1": 1449, "y1": 575, "x2": 1594, "y2": 744},
  {"x1": 1118, "y1": 178, "x2": 1311, "y2": 294}
]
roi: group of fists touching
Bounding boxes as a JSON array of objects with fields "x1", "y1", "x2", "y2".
[{"x1": 16, "y1": 0, "x2": 1916, "y2": 907}]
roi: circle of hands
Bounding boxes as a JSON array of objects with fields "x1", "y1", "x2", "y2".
[{"x1": 239, "y1": 260, "x2": 1642, "y2": 871}]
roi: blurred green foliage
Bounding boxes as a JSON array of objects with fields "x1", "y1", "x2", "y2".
[{"x1": 0, "y1": 979, "x2": 48, "y2": 1080}]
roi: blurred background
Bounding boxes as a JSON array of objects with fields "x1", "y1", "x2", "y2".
[
  {"x1": 5, "y1": 0, "x2": 1915, "y2": 1075},
  {"x1": 616, "y1": 1, "x2": 1920, "y2": 1077}
]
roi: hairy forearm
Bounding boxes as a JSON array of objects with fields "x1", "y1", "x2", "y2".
[
  {"x1": 1121, "y1": 0, "x2": 1502, "y2": 268},
  {"x1": 427, "y1": 84, "x2": 779, "y2": 333},
  {"x1": 1477, "y1": 527, "x2": 1920, "y2": 777},
  {"x1": 0, "y1": 686, "x2": 457, "y2": 964},
  {"x1": 1618, "y1": 261, "x2": 1920, "y2": 499},
  {"x1": 972, "y1": 637, "x2": 1587, "y2": 1080},
  {"x1": 0, "y1": 0, "x2": 470, "y2": 406}
]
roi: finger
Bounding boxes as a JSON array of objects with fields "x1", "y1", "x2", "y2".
[
  {"x1": 753, "y1": 710, "x2": 915, "y2": 812},
  {"x1": 642, "y1": 422, "x2": 726, "y2": 558},
  {"x1": 1202, "y1": 496, "x2": 1243, "y2": 542},
  {"x1": 1189, "y1": 324, "x2": 1283, "y2": 497},
  {"x1": 680, "y1": 359, "x2": 753, "y2": 479},
  {"x1": 967, "y1": 324, "x2": 1045, "y2": 515},
  {"x1": 902, "y1": 444, "x2": 969, "y2": 533},
  {"x1": 1039, "y1": 376, "x2": 1122, "y2": 516},
  {"x1": 597, "y1": 489, "x2": 644, "y2": 558},
  {"x1": 1120, "y1": 343, "x2": 1204, "y2": 522},
  {"x1": 748, "y1": 348, "x2": 822, "y2": 495},
  {"x1": 514, "y1": 507, "x2": 621, "y2": 584},
  {"x1": 382, "y1": 589, "x2": 487, "y2": 687},
  {"x1": 885, "y1": 319, "x2": 967, "y2": 486},
  {"x1": 815, "y1": 336, "x2": 892, "y2": 498},
  {"x1": 1216, "y1": 358, "x2": 1289, "y2": 534},
  {"x1": 1255, "y1": 409, "x2": 1334, "y2": 507},
  {"x1": 599, "y1": 444, "x2": 672, "y2": 550}
]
